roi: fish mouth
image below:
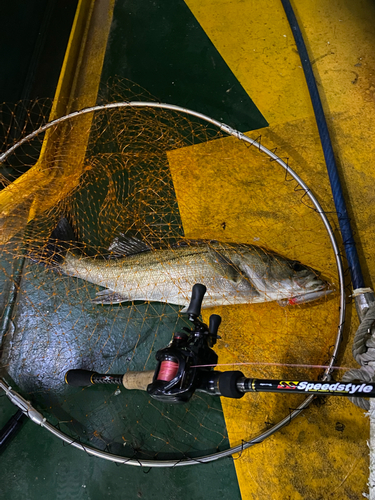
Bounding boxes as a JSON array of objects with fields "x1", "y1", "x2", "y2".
[{"x1": 278, "y1": 281, "x2": 334, "y2": 307}]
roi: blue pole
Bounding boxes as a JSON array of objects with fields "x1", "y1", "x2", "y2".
[{"x1": 280, "y1": 0, "x2": 365, "y2": 290}]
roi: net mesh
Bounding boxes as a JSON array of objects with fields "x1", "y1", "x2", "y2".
[{"x1": 0, "y1": 87, "x2": 341, "y2": 462}]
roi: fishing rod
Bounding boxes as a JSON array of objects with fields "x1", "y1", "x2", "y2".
[
  {"x1": 280, "y1": 0, "x2": 375, "y2": 320},
  {"x1": 66, "y1": 284, "x2": 375, "y2": 402}
]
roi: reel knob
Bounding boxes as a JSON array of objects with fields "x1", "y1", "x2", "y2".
[
  {"x1": 209, "y1": 314, "x2": 222, "y2": 338},
  {"x1": 186, "y1": 283, "x2": 207, "y2": 319}
]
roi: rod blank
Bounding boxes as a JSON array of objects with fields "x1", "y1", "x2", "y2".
[{"x1": 238, "y1": 378, "x2": 375, "y2": 398}]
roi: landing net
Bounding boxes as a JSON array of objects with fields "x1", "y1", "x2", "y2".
[{"x1": 0, "y1": 91, "x2": 344, "y2": 465}]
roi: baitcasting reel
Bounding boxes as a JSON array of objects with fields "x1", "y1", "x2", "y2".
[
  {"x1": 146, "y1": 283, "x2": 244, "y2": 403},
  {"x1": 66, "y1": 284, "x2": 245, "y2": 403}
]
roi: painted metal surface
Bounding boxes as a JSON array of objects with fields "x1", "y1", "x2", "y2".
[{"x1": 1, "y1": 0, "x2": 375, "y2": 499}]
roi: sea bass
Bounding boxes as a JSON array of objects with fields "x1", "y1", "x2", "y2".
[{"x1": 55, "y1": 233, "x2": 331, "y2": 310}]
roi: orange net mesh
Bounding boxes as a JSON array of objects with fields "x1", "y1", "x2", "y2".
[{"x1": 0, "y1": 88, "x2": 341, "y2": 461}]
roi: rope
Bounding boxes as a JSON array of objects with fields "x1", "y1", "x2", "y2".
[
  {"x1": 352, "y1": 304, "x2": 375, "y2": 365},
  {"x1": 342, "y1": 367, "x2": 375, "y2": 411},
  {"x1": 341, "y1": 303, "x2": 375, "y2": 409}
]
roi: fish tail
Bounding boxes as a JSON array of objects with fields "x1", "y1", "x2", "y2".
[{"x1": 29, "y1": 217, "x2": 76, "y2": 267}]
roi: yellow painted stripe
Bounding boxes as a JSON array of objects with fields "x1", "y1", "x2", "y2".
[
  {"x1": 0, "y1": 0, "x2": 115, "y2": 242},
  {"x1": 175, "y1": 1, "x2": 374, "y2": 498},
  {"x1": 48, "y1": 0, "x2": 96, "y2": 121}
]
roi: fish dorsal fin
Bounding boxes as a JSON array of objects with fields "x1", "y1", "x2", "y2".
[{"x1": 108, "y1": 235, "x2": 151, "y2": 257}]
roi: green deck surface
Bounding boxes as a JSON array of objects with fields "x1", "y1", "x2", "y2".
[
  {"x1": 1, "y1": 395, "x2": 240, "y2": 500},
  {"x1": 100, "y1": 0, "x2": 267, "y2": 132}
]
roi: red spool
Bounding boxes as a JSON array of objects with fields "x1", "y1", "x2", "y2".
[{"x1": 157, "y1": 360, "x2": 179, "y2": 381}]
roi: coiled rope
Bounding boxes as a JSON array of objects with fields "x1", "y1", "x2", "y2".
[{"x1": 342, "y1": 298, "x2": 375, "y2": 410}]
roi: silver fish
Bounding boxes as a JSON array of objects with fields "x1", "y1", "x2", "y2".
[{"x1": 58, "y1": 237, "x2": 331, "y2": 311}]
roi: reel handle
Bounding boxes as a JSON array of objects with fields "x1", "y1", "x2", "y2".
[{"x1": 186, "y1": 283, "x2": 207, "y2": 318}]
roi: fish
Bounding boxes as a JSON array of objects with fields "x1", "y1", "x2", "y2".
[{"x1": 45, "y1": 220, "x2": 332, "y2": 311}]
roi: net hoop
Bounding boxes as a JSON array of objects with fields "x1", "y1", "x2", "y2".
[{"x1": 0, "y1": 101, "x2": 345, "y2": 466}]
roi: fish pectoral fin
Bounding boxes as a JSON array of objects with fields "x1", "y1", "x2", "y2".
[
  {"x1": 92, "y1": 289, "x2": 130, "y2": 305},
  {"x1": 207, "y1": 248, "x2": 242, "y2": 283}
]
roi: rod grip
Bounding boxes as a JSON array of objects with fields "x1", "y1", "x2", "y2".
[
  {"x1": 122, "y1": 371, "x2": 154, "y2": 391},
  {"x1": 65, "y1": 369, "x2": 96, "y2": 387}
]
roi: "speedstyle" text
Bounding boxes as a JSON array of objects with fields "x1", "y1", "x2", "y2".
[{"x1": 296, "y1": 381, "x2": 373, "y2": 394}]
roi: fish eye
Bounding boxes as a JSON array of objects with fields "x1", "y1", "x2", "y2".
[{"x1": 290, "y1": 261, "x2": 305, "y2": 272}]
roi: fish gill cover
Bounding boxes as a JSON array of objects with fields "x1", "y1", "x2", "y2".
[{"x1": 0, "y1": 81, "x2": 341, "y2": 462}]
